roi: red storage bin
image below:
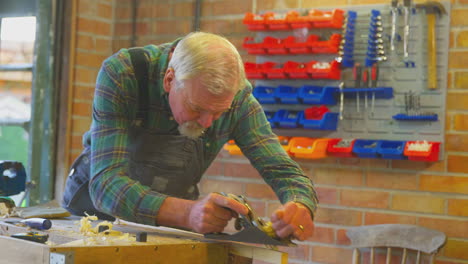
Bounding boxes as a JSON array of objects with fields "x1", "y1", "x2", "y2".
[
  {"x1": 308, "y1": 60, "x2": 341, "y2": 79},
  {"x1": 283, "y1": 61, "x2": 312, "y2": 79},
  {"x1": 224, "y1": 140, "x2": 242, "y2": 155},
  {"x1": 264, "y1": 12, "x2": 289, "y2": 30},
  {"x1": 263, "y1": 36, "x2": 288, "y2": 55},
  {"x1": 310, "y1": 33, "x2": 341, "y2": 54},
  {"x1": 287, "y1": 10, "x2": 312, "y2": 29},
  {"x1": 284, "y1": 35, "x2": 319, "y2": 54},
  {"x1": 243, "y1": 12, "x2": 271, "y2": 31},
  {"x1": 244, "y1": 62, "x2": 276, "y2": 79},
  {"x1": 243, "y1": 37, "x2": 267, "y2": 55},
  {"x1": 308, "y1": 9, "x2": 345, "y2": 29},
  {"x1": 327, "y1": 138, "x2": 356, "y2": 157},
  {"x1": 403, "y1": 141, "x2": 441, "y2": 162}
]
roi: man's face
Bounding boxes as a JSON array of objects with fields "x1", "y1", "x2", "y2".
[{"x1": 164, "y1": 69, "x2": 235, "y2": 138}]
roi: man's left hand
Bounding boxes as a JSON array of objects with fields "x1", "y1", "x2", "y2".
[{"x1": 270, "y1": 202, "x2": 314, "y2": 241}]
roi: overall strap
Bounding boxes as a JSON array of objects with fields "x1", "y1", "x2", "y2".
[{"x1": 128, "y1": 48, "x2": 149, "y2": 126}]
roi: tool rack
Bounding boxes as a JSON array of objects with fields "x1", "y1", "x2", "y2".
[{"x1": 233, "y1": 2, "x2": 451, "y2": 161}]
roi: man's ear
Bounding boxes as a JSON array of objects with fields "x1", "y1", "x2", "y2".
[{"x1": 163, "y1": 68, "x2": 175, "y2": 93}]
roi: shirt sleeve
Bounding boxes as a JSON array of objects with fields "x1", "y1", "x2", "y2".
[
  {"x1": 88, "y1": 51, "x2": 167, "y2": 225},
  {"x1": 231, "y1": 83, "x2": 318, "y2": 217}
]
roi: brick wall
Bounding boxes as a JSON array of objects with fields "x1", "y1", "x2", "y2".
[{"x1": 68, "y1": 0, "x2": 468, "y2": 263}]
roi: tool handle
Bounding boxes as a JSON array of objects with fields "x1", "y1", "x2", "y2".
[
  {"x1": 371, "y1": 63, "x2": 379, "y2": 87},
  {"x1": 362, "y1": 68, "x2": 369, "y2": 88},
  {"x1": 353, "y1": 64, "x2": 362, "y2": 88},
  {"x1": 427, "y1": 14, "x2": 437, "y2": 89},
  {"x1": 21, "y1": 218, "x2": 52, "y2": 230}
]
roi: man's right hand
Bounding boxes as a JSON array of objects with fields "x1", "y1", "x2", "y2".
[
  {"x1": 187, "y1": 193, "x2": 249, "y2": 233},
  {"x1": 156, "y1": 192, "x2": 248, "y2": 234}
]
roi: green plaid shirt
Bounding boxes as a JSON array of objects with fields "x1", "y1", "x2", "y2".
[{"x1": 83, "y1": 39, "x2": 318, "y2": 225}]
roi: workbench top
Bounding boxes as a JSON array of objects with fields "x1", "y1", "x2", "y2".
[{"x1": 0, "y1": 217, "x2": 287, "y2": 264}]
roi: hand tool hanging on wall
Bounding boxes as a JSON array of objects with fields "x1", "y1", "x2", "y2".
[
  {"x1": 362, "y1": 67, "x2": 369, "y2": 110},
  {"x1": 353, "y1": 63, "x2": 362, "y2": 113},
  {"x1": 403, "y1": 0, "x2": 412, "y2": 59},
  {"x1": 390, "y1": 0, "x2": 399, "y2": 51},
  {"x1": 416, "y1": 1, "x2": 447, "y2": 90},
  {"x1": 371, "y1": 63, "x2": 379, "y2": 115},
  {"x1": 339, "y1": 82, "x2": 345, "y2": 120}
]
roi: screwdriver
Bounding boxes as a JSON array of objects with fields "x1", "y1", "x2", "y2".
[
  {"x1": 353, "y1": 63, "x2": 362, "y2": 113},
  {"x1": 6, "y1": 218, "x2": 52, "y2": 230},
  {"x1": 371, "y1": 63, "x2": 379, "y2": 114}
]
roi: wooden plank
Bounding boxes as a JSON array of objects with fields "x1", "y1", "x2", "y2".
[
  {"x1": 0, "y1": 235, "x2": 49, "y2": 264},
  {"x1": 228, "y1": 244, "x2": 287, "y2": 264},
  {"x1": 52, "y1": 243, "x2": 229, "y2": 264}
]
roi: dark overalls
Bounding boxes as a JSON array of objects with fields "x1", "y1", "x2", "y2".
[{"x1": 62, "y1": 49, "x2": 206, "y2": 220}]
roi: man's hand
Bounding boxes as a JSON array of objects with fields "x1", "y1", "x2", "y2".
[
  {"x1": 187, "y1": 193, "x2": 249, "y2": 234},
  {"x1": 270, "y1": 202, "x2": 314, "y2": 241}
]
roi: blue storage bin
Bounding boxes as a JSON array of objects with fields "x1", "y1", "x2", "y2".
[
  {"x1": 298, "y1": 86, "x2": 338, "y2": 105},
  {"x1": 299, "y1": 112, "x2": 339, "y2": 130},
  {"x1": 377, "y1": 140, "x2": 407, "y2": 160},
  {"x1": 264, "y1": 111, "x2": 277, "y2": 128},
  {"x1": 392, "y1": 113, "x2": 438, "y2": 121},
  {"x1": 274, "y1": 109, "x2": 300, "y2": 128},
  {"x1": 253, "y1": 86, "x2": 277, "y2": 104},
  {"x1": 274, "y1": 85, "x2": 299, "y2": 104},
  {"x1": 353, "y1": 139, "x2": 379, "y2": 158}
]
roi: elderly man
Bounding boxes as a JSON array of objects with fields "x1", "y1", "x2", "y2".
[{"x1": 62, "y1": 32, "x2": 317, "y2": 241}]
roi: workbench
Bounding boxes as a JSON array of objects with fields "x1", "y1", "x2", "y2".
[{"x1": 0, "y1": 217, "x2": 287, "y2": 264}]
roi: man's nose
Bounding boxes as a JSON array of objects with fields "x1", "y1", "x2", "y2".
[{"x1": 197, "y1": 112, "x2": 215, "y2": 128}]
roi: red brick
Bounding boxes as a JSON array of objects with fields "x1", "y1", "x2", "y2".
[
  {"x1": 303, "y1": 0, "x2": 348, "y2": 7},
  {"x1": 199, "y1": 179, "x2": 244, "y2": 195},
  {"x1": 340, "y1": 189, "x2": 389, "y2": 209},
  {"x1": 245, "y1": 183, "x2": 276, "y2": 199},
  {"x1": 451, "y1": 9, "x2": 468, "y2": 26},
  {"x1": 114, "y1": 22, "x2": 133, "y2": 36},
  {"x1": 337, "y1": 229, "x2": 351, "y2": 245},
  {"x1": 248, "y1": 200, "x2": 267, "y2": 218},
  {"x1": 448, "y1": 155, "x2": 468, "y2": 174},
  {"x1": 420, "y1": 174, "x2": 468, "y2": 194},
  {"x1": 136, "y1": 2, "x2": 153, "y2": 18},
  {"x1": 455, "y1": 72, "x2": 468, "y2": 90},
  {"x1": 75, "y1": 53, "x2": 106, "y2": 69},
  {"x1": 392, "y1": 194, "x2": 445, "y2": 214},
  {"x1": 444, "y1": 239, "x2": 468, "y2": 260},
  {"x1": 308, "y1": 226, "x2": 334, "y2": 243},
  {"x1": 112, "y1": 39, "x2": 132, "y2": 52},
  {"x1": 315, "y1": 207, "x2": 362, "y2": 226},
  {"x1": 316, "y1": 187, "x2": 338, "y2": 204},
  {"x1": 115, "y1": 6, "x2": 132, "y2": 20},
  {"x1": 447, "y1": 93, "x2": 468, "y2": 110},
  {"x1": 204, "y1": 162, "x2": 223, "y2": 176},
  {"x1": 360, "y1": 159, "x2": 390, "y2": 168},
  {"x1": 312, "y1": 168, "x2": 363, "y2": 186},
  {"x1": 454, "y1": 114, "x2": 468, "y2": 131},
  {"x1": 77, "y1": 0, "x2": 96, "y2": 16},
  {"x1": 419, "y1": 217, "x2": 468, "y2": 239},
  {"x1": 97, "y1": 3, "x2": 112, "y2": 19},
  {"x1": 364, "y1": 212, "x2": 417, "y2": 225},
  {"x1": 71, "y1": 117, "x2": 91, "y2": 135},
  {"x1": 155, "y1": 20, "x2": 191, "y2": 35},
  {"x1": 200, "y1": 19, "x2": 233, "y2": 35},
  {"x1": 77, "y1": 17, "x2": 111, "y2": 36},
  {"x1": 72, "y1": 84, "x2": 95, "y2": 101},
  {"x1": 70, "y1": 135, "x2": 83, "y2": 150},
  {"x1": 449, "y1": 51, "x2": 468, "y2": 69},
  {"x1": 257, "y1": 0, "x2": 300, "y2": 10},
  {"x1": 212, "y1": 0, "x2": 251, "y2": 16},
  {"x1": 77, "y1": 34, "x2": 95, "y2": 50},
  {"x1": 95, "y1": 38, "x2": 112, "y2": 54},
  {"x1": 266, "y1": 201, "x2": 282, "y2": 217},
  {"x1": 72, "y1": 101, "x2": 92, "y2": 117},
  {"x1": 391, "y1": 160, "x2": 445, "y2": 172},
  {"x1": 366, "y1": 171, "x2": 418, "y2": 190},
  {"x1": 151, "y1": 3, "x2": 171, "y2": 18},
  {"x1": 311, "y1": 245, "x2": 353, "y2": 264},
  {"x1": 173, "y1": 2, "x2": 193, "y2": 17},
  {"x1": 448, "y1": 199, "x2": 468, "y2": 217},
  {"x1": 74, "y1": 67, "x2": 98, "y2": 85},
  {"x1": 457, "y1": 31, "x2": 468, "y2": 48},
  {"x1": 446, "y1": 133, "x2": 468, "y2": 152},
  {"x1": 224, "y1": 162, "x2": 261, "y2": 179}
]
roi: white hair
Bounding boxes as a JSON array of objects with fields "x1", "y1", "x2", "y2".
[{"x1": 168, "y1": 32, "x2": 246, "y2": 95}]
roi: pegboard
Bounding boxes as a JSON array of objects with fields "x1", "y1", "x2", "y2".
[{"x1": 246, "y1": 2, "x2": 451, "y2": 160}]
